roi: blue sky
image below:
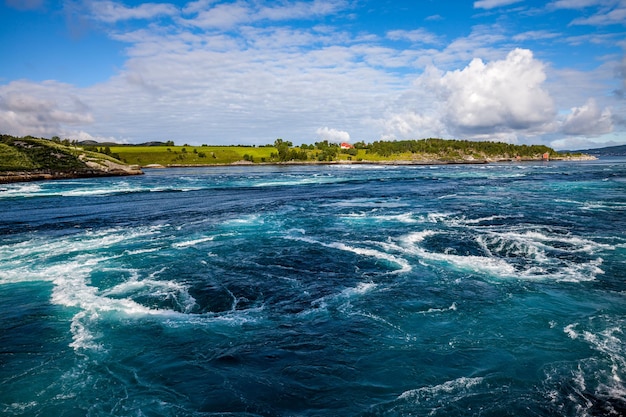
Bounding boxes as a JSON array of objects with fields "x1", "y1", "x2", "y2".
[{"x1": 1, "y1": 0, "x2": 625, "y2": 149}]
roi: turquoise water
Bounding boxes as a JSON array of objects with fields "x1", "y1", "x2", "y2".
[{"x1": 1, "y1": 160, "x2": 625, "y2": 416}]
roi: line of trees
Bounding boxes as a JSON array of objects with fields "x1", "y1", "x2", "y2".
[{"x1": 366, "y1": 138, "x2": 555, "y2": 158}]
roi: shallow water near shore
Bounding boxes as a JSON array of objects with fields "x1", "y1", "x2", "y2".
[{"x1": 1, "y1": 160, "x2": 625, "y2": 416}]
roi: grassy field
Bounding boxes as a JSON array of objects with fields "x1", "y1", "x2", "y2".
[
  {"x1": 110, "y1": 146, "x2": 377, "y2": 166},
  {"x1": 109, "y1": 146, "x2": 278, "y2": 165}
]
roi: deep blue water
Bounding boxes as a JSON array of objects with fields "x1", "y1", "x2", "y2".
[{"x1": 1, "y1": 160, "x2": 625, "y2": 416}]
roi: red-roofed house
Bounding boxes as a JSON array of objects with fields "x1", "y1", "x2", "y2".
[{"x1": 340, "y1": 142, "x2": 354, "y2": 149}]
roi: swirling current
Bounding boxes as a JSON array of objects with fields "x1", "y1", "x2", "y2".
[{"x1": 1, "y1": 160, "x2": 625, "y2": 416}]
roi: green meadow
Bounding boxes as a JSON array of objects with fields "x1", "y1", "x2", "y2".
[
  {"x1": 109, "y1": 146, "x2": 277, "y2": 165},
  {"x1": 109, "y1": 145, "x2": 369, "y2": 165}
]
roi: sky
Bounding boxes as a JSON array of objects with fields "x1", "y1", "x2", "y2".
[{"x1": 0, "y1": 0, "x2": 625, "y2": 149}]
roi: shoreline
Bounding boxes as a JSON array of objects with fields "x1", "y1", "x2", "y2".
[
  {"x1": 0, "y1": 155, "x2": 597, "y2": 184},
  {"x1": 144, "y1": 154, "x2": 597, "y2": 169},
  {"x1": 0, "y1": 167, "x2": 143, "y2": 184}
]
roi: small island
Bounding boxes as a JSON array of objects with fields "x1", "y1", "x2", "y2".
[{"x1": 1, "y1": 134, "x2": 595, "y2": 183}]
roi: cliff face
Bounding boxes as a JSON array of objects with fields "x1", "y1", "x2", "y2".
[{"x1": 0, "y1": 136, "x2": 142, "y2": 184}]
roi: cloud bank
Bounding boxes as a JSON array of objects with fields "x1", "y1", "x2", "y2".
[{"x1": 0, "y1": 0, "x2": 623, "y2": 150}]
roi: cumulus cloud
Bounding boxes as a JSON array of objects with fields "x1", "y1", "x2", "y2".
[
  {"x1": 375, "y1": 49, "x2": 557, "y2": 141},
  {"x1": 316, "y1": 127, "x2": 350, "y2": 143},
  {"x1": 439, "y1": 48, "x2": 555, "y2": 134},
  {"x1": 562, "y1": 99, "x2": 613, "y2": 135}
]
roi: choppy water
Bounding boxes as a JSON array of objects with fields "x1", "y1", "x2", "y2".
[{"x1": 1, "y1": 160, "x2": 625, "y2": 416}]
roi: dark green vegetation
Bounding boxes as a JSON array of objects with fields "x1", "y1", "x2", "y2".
[
  {"x1": 367, "y1": 138, "x2": 555, "y2": 159},
  {"x1": 0, "y1": 134, "x2": 142, "y2": 183}
]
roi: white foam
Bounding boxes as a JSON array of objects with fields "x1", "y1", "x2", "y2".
[
  {"x1": 323, "y1": 199, "x2": 408, "y2": 209},
  {"x1": 253, "y1": 175, "x2": 338, "y2": 187},
  {"x1": 561, "y1": 320, "x2": 626, "y2": 408},
  {"x1": 124, "y1": 247, "x2": 160, "y2": 255},
  {"x1": 327, "y1": 242, "x2": 412, "y2": 274},
  {"x1": 397, "y1": 233, "x2": 517, "y2": 276},
  {"x1": 338, "y1": 282, "x2": 377, "y2": 298},
  {"x1": 286, "y1": 234, "x2": 411, "y2": 274},
  {"x1": 564, "y1": 323, "x2": 580, "y2": 339},
  {"x1": 223, "y1": 214, "x2": 263, "y2": 226},
  {"x1": 0, "y1": 183, "x2": 43, "y2": 198},
  {"x1": 496, "y1": 230, "x2": 613, "y2": 253},
  {"x1": 399, "y1": 376, "x2": 484, "y2": 400},
  {"x1": 420, "y1": 302, "x2": 458, "y2": 314},
  {"x1": 172, "y1": 236, "x2": 215, "y2": 248}
]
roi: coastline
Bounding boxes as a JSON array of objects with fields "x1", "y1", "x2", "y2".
[
  {"x1": 144, "y1": 154, "x2": 597, "y2": 169},
  {"x1": 0, "y1": 155, "x2": 597, "y2": 184},
  {"x1": 0, "y1": 169, "x2": 143, "y2": 184}
]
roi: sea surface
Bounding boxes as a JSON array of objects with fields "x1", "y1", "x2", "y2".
[{"x1": 1, "y1": 159, "x2": 625, "y2": 416}]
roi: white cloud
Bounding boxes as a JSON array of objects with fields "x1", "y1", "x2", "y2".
[
  {"x1": 374, "y1": 49, "x2": 558, "y2": 141},
  {"x1": 549, "y1": 136, "x2": 615, "y2": 150},
  {"x1": 620, "y1": 54, "x2": 626, "y2": 93},
  {"x1": 183, "y1": 2, "x2": 252, "y2": 29},
  {"x1": 439, "y1": 48, "x2": 555, "y2": 134},
  {"x1": 258, "y1": 0, "x2": 348, "y2": 20},
  {"x1": 548, "y1": 0, "x2": 609, "y2": 10},
  {"x1": 182, "y1": 0, "x2": 350, "y2": 30},
  {"x1": 386, "y1": 29, "x2": 440, "y2": 45},
  {"x1": 316, "y1": 127, "x2": 350, "y2": 143},
  {"x1": 376, "y1": 112, "x2": 446, "y2": 140},
  {"x1": 474, "y1": 0, "x2": 523, "y2": 10},
  {"x1": 2, "y1": 2, "x2": 623, "y2": 148},
  {"x1": 89, "y1": 1, "x2": 179, "y2": 23},
  {"x1": 571, "y1": 5, "x2": 626, "y2": 25},
  {"x1": 547, "y1": 0, "x2": 626, "y2": 26},
  {"x1": 0, "y1": 81, "x2": 93, "y2": 137},
  {"x1": 513, "y1": 30, "x2": 561, "y2": 42},
  {"x1": 562, "y1": 99, "x2": 613, "y2": 135}
]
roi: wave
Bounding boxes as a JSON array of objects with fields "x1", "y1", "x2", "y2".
[
  {"x1": 287, "y1": 233, "x2": 412, "y2": 274},
  {"x1": 368, "y1": 376, "x2": 486, "y2": 415},
  {"x1": 544, "y1": 318, "x2": 626, "y2": 416},
  {"x1": 0, "y1": 225, "x2": 263, "y2": 354},
  {"x1": 398, "y1": 376, "x2": 484, "y2": 400},
  {"x1": 0, "y1": 182, "x2": 43, "y2": 198},
  {"x1": 172, "y1": 236, "x2": 215, "y2": 248},
  {"x1": 253, "y1": 174, "x2": 339, "y2": 188},
  {"x1": 341, "y1": 211, "x2": 418, "y2": 224}
]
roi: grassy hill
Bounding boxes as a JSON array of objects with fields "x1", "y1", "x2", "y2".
[
  {"x1": 108, "y1": 145, "x2": 278, "y2": 166},
  {"x1": 0, "y1": 135, "x2": 142, "y2": 183}
]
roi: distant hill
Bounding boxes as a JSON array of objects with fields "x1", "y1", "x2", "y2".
[
  {"x1": 570, "y1": 144, "x2": 626, "y2": 156},
  {"x1": 1, "y1": 135, "x2": 142, "y2": 183}
]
